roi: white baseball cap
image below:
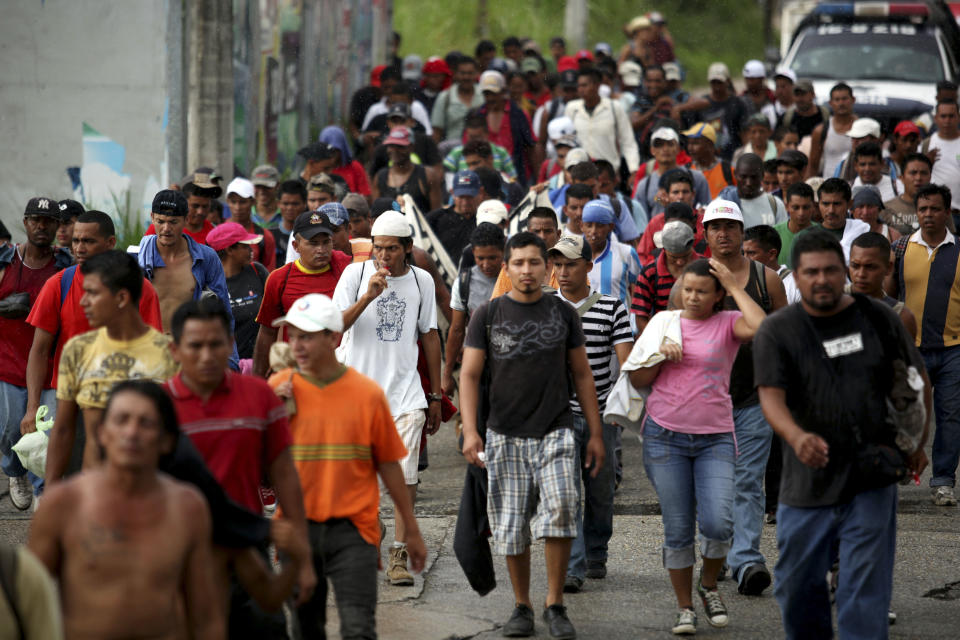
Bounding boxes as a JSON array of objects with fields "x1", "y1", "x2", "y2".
[
  {"x1": 774, "y1": 67, "x2": 797, "y2": 83},
  {"x1": 651, "y1": 127, "x2": 680, "y2": 144},
  {"x1": 846, "y1": 118, "x2": 881, "y2": 139},
  {"x1": 547, "y1": 116, "x2": 576, "y2": 142},
  {"x1": 271, "y1": 294, "x2": 344, "y2": 333},
  {"x1": 742, "y1": 60, "x2": 766, "y2": 79},
  {"x1": 476, "y1": 200, "x2": 509, "y2": 226},
  {"x1": 479, "y1": 70, "x2": 506, "y2": 93},
  {"x1": 702, "y1": 199, "x2": 744, "y2": 226},
  {"x1": 371, "y1": 210, "x2": 412, "y2": 238},
  {"x1": 563, "y1": 148, "x2": 591, "y2": 169},
  {"x1": 226, "y1": 177, "x2": 255, "y2": 199},
  {"x1": 707, "y1": 62, "x2": 731, "y2": 83}
]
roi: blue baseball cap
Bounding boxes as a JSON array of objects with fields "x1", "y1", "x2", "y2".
[
  {"x1": 452, "y1": 170, "x2": 480, "y2": 197},
  {"x1": 318, "y1": 202, "x2": 349, "y2": 227}
]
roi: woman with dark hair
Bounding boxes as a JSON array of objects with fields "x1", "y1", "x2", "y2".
[{"x1": 629, "y1": 257, "x2": 766, "y2": 635}]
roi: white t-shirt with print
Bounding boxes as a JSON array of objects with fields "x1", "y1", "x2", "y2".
[{"x1": 333, "y1": 261, "x2": 437, "y2": 416}]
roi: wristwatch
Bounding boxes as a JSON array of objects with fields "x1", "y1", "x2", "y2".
[{"x1": 427, "y1": 393, "x2": 443, "y2": 403}]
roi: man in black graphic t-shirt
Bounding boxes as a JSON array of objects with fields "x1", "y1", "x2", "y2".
[{"x1": 460, "y1": 232, "x2": 604, "y2": 640}]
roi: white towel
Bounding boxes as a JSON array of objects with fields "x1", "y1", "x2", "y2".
[{"x1": 603, "y1": 310, "x2": 683, "y2": 431}]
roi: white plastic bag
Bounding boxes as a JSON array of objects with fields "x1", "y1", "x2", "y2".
[{"x1": 12, "y1": 405, "x2": 54, "y2": 478}]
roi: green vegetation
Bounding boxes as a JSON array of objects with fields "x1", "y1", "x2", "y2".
[{"x1": 394, "y1": 0, "x2": 767, "y2": 87}]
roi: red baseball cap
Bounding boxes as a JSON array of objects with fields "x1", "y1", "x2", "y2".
[
  {"x1": 557, "y1": 55, "x2": 578, "y2": 72},
  {"x1": 575, "y1": 49, "x2": 594, "y2": 62},
  {"x1": 422, "y1": 57, "x2": 451, "y2": 76},
  {"x1": 893, "y1": 120, "x2": 921, "y2": 137},
  {"x1": 206, "y1": 222, "x2": 262, "y2": 252},
  {"x1": 384, "y1": 127, "x2": 412, "y2": 147}
]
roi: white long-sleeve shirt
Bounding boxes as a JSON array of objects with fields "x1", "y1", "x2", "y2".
[{"x1": 564, "y1": 97, "x2": 640, "y2": 173}]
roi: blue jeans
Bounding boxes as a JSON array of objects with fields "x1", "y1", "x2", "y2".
[
  {"x1": 727, "y1": 403, "x2": 773, "y2": 583},
  {"x1": 641, "y1": 415, "x2": 735, "y2": 569},
  {"x1": 0, "y1": 381, "x2": 56, "y2": 493},
  {"x1": 775, "y1": 485, "x2": 897, "y2": 640},
  {"x1": 568, "y1": 414, "x2": 616, "y2": 579},
  {"x1": 298, "y1": 518, "x2": 379, "y2": 640},
  {"x1": 920, "y1": 346, "x2": 960, "y2": 488}
]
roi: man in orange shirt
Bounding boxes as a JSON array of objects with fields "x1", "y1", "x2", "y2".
[
  {"x1": 684, "y1": 122, "x2": 735, "y2": 200},
  {"x1": 268, "y1": 293, "x2": 425, "y2": 639}
]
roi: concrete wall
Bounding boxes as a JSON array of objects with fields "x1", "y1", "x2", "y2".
[
  {"x1": 0, "y1": 0, "x2": 389, "y2": 243},
  {"x1": 0, "y1": 0, "x2": 173, "y2": 243}
]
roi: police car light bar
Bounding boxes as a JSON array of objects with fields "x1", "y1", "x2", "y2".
[{"x1": 813, "y1": 2, "x2": 929, "y2": 16}]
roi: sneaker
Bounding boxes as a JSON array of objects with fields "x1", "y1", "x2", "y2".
[
  {"x1": 563, "y1": 574, "x2": 583, "y2": 593},
  {"x1": 502, "y1": 603, "x2": 535, "y2": 637},
  {"x1": 697, "y1": 579, "x2": 729, "y2": 628},
  {"x1": 8, "y1": 476, "x2": 32, "y2": 511},
  {"x1": 585, "y1": 561, "x2": 607, "y2": 579},
  {"x1": 765, "y1": 511, "x2": 777, "y2": 525},
  {"x1": 671, "y1": 608, "x2": 697, "y2": 635},
  {"x1": 542, "y1": 604, "x2": 576, "y2": 639},
  {"x1": 889, "y1": 610, "x2": 897, "y2": 625},
  {"x1": 386, "y1": 546, "x2": 414, "y2": 586},
  {"x1": 932, "y1": 486, "x2": 958, "y2": 506},
  {"x1": 738, "y1": 563, "x2": 771, "y2": 596}
]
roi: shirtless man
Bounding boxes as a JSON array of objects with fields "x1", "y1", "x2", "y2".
[
  {"x1": 46, "y1": 251, "x2": 179, "y2": 480},
  {"x1": 137, "y1": 190, "x2": 237, "y2": 368},
  {"x1": 29, "y1": 379, "x2": 224, "y2": 640}
]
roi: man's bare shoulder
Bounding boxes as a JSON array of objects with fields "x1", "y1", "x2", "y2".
[{"x1": 157, "y1": 472, "x2": 209, "y2": 521}]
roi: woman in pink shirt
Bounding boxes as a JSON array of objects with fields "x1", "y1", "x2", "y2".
[{"x1": 629, "y1": 258, "x2": 766, "y2": 635}]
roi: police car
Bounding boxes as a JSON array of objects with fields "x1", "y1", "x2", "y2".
[{"x1": 779, "y1": 1, "x2": 960, "y2": 131}]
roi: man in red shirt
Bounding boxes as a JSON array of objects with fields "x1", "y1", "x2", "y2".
[
  {"x1": 252, "y1": 211, "x2": 351, "y2": 377},
  {"x1": 23, "y1": 210, "x2": 162, "y2": 439},
  {"x1": 226, "y1": 177, "x2": 277, "y2": 271},
  {"x1": 165, "y1": 297, "x2": 315, "y2": 635},
  {"x1": 0, "y1": 197, "x2": 70, "y2": 509}
]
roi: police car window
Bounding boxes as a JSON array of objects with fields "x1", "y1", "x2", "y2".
[{"x1": 791, "y1": 25, "x2": 945, "y2": 83}]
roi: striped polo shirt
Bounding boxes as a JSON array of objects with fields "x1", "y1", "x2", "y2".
[
  {"x1": 896, "y1": 230, "x2": 960, "y2": 348},
  {"x1": 556, "y1": 291, "x2": 633, "y2": 414},
  {"x1": 631, "y1": 250, "x2": 703, "y2": 318},
  {"x1": 588, "y1": 235, "x2": 642, "y2": 310}
]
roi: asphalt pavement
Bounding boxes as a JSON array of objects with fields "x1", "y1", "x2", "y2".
[{"x1": 3, "y1": 423, "x2": 959, "y2": 639}]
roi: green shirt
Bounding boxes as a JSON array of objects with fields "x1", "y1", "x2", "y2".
[{"x1": 774, "y1": 220, "x2": 819, "y2": 266}]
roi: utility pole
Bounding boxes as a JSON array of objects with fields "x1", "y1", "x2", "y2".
[{"x1": 564, "y1": 0, "x2": 587, "y2": 50}]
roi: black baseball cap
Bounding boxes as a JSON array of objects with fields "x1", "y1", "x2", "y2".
[
  {"x1": 387, "y1": 102, "x2": 411, "y2": 119},
  {"x1": 24, "y1": 196, "x2": 61, "y2": 219},
  {"x1": 152, "y1": 189, "x2": 188, "y2": 217},
  {"x1": 297, "y1": 141, "x2": 334, "y2": 161},
  {"x1": 293, "y1": 211, "x2": 335, "y2": 240},
  {"x1": 58, "y1": 199, "x2": 86, "y2": 221},
  {"x1": 560, "y1": 69, "x2": 578, "y2": 88}
]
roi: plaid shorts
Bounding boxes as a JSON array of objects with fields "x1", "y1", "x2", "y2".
[{"x1": 486, "y1": 428, "x2": 579, "y2": 556}]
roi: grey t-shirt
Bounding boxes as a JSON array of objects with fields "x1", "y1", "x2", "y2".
[
  {"x1": 464, "y1": 293, "x2": 585, "y2": 438},
  {"x1": 450, "y1": 265, "x2": 497, "y2": 314}
]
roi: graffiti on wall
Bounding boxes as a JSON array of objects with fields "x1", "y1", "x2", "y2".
[
  {"x1": 231, "y1": 0, "x2": 388, "y2": 178},
  {"x1": 71, "y1": 123, "x2": 161, "y2": 242},
  {"x1": 233, "y1": 0, "x2": 303, "y2": 176}
]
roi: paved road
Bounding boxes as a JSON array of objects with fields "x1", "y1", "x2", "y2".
[{"x1": 3, "y1": 423, "x2": 959, "y2": 639}]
